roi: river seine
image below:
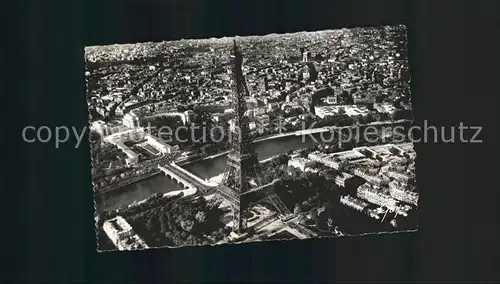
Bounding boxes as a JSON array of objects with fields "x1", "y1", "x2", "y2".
[{"x1": 95, "y1": 133, "x2": 322, "y2": 211}]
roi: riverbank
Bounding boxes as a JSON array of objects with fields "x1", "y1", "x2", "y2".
[
  {"x1": 177, "y1": 119, "x2": 411, "y2": 166},
  {"x1": 126, "y1": 186, "x2": 197, "y2": 209},
  {"x1": 96, "y1": 120, "x2": 414, "y2": 211},
  {"x1": 94, "y1": 170, "x2": 162, "y2": 197},
  {"x1": 164, "y1": 186, "x2": 197, "y2": 199},
  {"x1": 254, "y1": 119, "x2": 412, "y2": 142}
]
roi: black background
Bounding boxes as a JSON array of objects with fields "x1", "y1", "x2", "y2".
[{"x1": 7, "y1": 0, "x2": 499, "y2": 282}]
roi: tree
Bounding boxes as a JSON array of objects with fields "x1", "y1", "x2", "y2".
[
  {"x1": 208, "y1": 198, "x2": 223, "y2": 210},
  {"x1": 185, "y1": 235, "x2": 197, "y2": 246},
  {"x1": 287, "y1": 166, "x2": 300, "y2": 179},
  {"x1": 301, "y1": 200, "x2": 310, "y2": 209},
  {"x1": 171, "y1": 232, "x2": 183, "y2": 246},
  {"x1": 299, "y1": 149, "x2": 311, "y2": 158},
  {"x1": 159, "y1": 213, "x2": 170, "y2": 234},
  {"x1": 89, "y1": 130, "x2": 101, "y2": 143},
  {"x1": 213, "y1": 228, "x2": 226, "y2": 241},
  {"x1": 164, "y1": 231, "x2": 173, "y2": 242},
  {"x1": 327, "y1": 218, "x2": 334, "y2": 228},
  {"x1": 180, "y1": 219, "x2": 195, "y2": 232},
  {"x1": 294, "y1": 203, "x2": 302, "y2": 215},
  {"x1": 146, "y1": 215, "x2": 160, "y2": 233},
  {"x1": 277, "y1": 154, "x2": 289, "y2": 165},
  {"x1": 300, "y1": 170, "x2": 312, "y2": 180},
  {"x1": 200, "y1": 145, "x2": 211, "y2": 155},
  {"x1": 195, "y1": 211, "x2": 207, "y2": 224}
]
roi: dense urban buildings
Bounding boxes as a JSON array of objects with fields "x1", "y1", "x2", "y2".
[{"x1": 86, "y1": 25, "x2": 417, "y2": 251}]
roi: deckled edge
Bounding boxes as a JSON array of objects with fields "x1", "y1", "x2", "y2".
[
  {"x1": 86, "y1": 24, "x2": 419, "y2": 252},
  {"x1": 84, "y1": 47, "x2": 104, "y2": 252}
]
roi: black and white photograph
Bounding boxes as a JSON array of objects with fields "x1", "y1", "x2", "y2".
[
  {"x1": 12, "y1": 0, "x2": 500, "y2": 281},
  {"x1": 86, "y1": 25, "x2": 418, "y2": 251}
]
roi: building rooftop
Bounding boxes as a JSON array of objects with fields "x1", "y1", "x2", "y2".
[
  {"x1": 104, "y1": 216, "x2": 133, "y2": 234},
  {"x1": 340, "y1": 195, "x2": 369, "y2": 210}
]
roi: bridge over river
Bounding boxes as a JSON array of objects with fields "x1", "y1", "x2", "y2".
[
  {"x1": 158, "y1": 163, "x2": 291, "y2": 217},
  {"x1": 158, "y1": 163, "x2": 215, "y2": 192},
  {"x1": 98, "y1": 119, "x2": 413, "y2": 211}
]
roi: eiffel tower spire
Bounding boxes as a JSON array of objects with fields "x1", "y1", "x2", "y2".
[
  {"x1": 216, "y1": 40, "x2": 265, "y2": 233},
  {"x1": 228, "y1": 40, "x2": 254, "y2": 160},
  {"x1": 215, "y1": 40, "x2": 292, "y2": 235}
]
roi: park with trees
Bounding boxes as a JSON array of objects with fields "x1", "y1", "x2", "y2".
[
  {"x1": 96, "y1": 193, "x2": 231, "y2": 250},
  {"x1": 125, "y1": 196, "x2": 230, "y2": 248}
]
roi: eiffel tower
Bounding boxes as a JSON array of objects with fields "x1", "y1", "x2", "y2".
[{"x1": 216, "y1": 40, "x2": 291, "y2": 234}]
